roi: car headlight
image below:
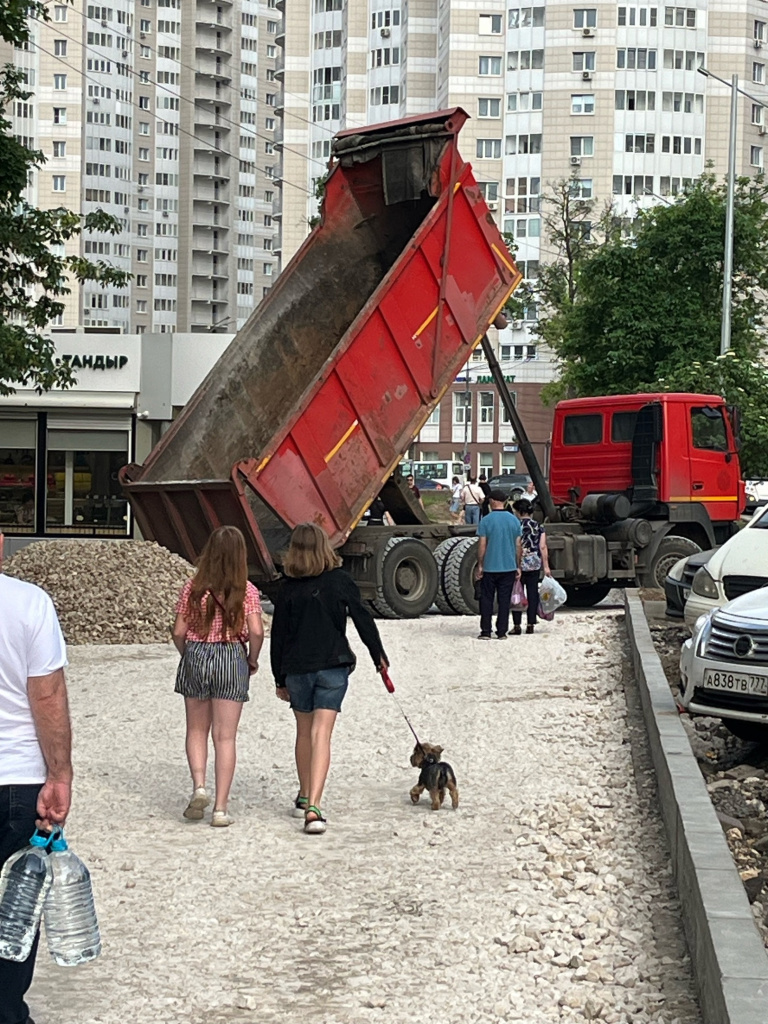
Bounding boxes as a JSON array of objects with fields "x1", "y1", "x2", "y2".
[
  {"x1": 692, "y1": 566, "x2": 719, "y2": 599},
  {"x1": 693, "y1": 612, "x2": 713, "y2": 655}
]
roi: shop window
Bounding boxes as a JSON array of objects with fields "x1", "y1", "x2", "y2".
[
  {"x1": 46, "y1": 430, "x2": 130, "y2": 535},
  {"x1": 0, "y1": 419, "x2": 37, "y2": 533}
]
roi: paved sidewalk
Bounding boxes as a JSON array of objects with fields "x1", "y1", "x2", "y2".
[{"x1": 29, "y1": 612, "x2": 700, "y2": 1024}]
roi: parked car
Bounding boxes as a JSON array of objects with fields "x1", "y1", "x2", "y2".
[
  {"x1": 745, "y1": 479, "x2": 768, "y2": 516},
  {"x1": 486, "y1": 473, "x2": 533, "y2": 500},
  {"x1": 413, "y1": 476, "x2": 443, "y2": 491},
  {"x1": 680, "y1": 588, "x2": 768, "y2": 742},
  {"x1": 664, "y1": 548, "x2": 716, "y2": 619},
  {"x1": 684, "y1": 504, "x2": 768, "y2": 630}
]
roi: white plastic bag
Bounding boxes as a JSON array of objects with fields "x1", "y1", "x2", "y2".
[{"x1": 538, "y1": 576, "x2": 567, "y2": 617}]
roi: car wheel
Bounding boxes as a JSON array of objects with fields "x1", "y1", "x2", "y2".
[
  {"x1": 724, "y1": 719, "x2": 768, "y2": 744},
  {"x1": 644, "y1": 536, "x2": 702, "y2": 590}
]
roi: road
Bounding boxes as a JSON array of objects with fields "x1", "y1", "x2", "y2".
[{"x1": 29, "y1": 610, "x2": 701, "y2": 1024}]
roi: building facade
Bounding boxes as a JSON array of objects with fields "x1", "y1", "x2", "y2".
[{"x1": 4, "y1": 0, "x2": 279, "y2": 335}]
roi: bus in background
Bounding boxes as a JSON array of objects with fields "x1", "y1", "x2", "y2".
[{"x1": 399, "y1": 460, "x2": 466, "y2": 490}]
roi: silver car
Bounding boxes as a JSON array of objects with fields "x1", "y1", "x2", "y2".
[{"x1": 679, "y1": 588, "x2": 768, "y2": 742}]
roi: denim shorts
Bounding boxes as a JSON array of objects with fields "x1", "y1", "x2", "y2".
[{"x1": 285, "y1": 667, "x2": 350, "y2": 713}]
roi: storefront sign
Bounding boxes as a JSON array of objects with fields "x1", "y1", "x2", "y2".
[
  {"x1": 56, "y1": 354, "x2": 129, "y2": 371},
  {"x1": 474, "y1": 374, "x2": 516, "y2": 384}
]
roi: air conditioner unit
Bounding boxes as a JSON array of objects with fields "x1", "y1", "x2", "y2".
[
  {"x1": 381, "y1": 27, "x2": 391, "y2": 37},
  {"x1": 101, "y1": 18, "x2": 107, "y2": 26},
  {"x1": 570, "y1": 155, "x2": 582, "y2": 165},
  {"x1": 140, "y1": 32, "x2": 146, "y2": 39},
  {"x1": 756, "y1": 38, "x2": 763, "y2": 48},
  {"x1": 582, "y1": 27, "x2": 595, "y2": 37},
  {"x1": 124, "y1": 206, "x2": 130, "y2": 214},
  {"x1": 582, "y1": 70, "x2": 592, "y2": 80},
  {"x1": 760, "y1": 125, "x2": 767, "y2": 135},
  {"x1": 487, "y1": 200, "x2": 498, "y2": 211},
  {"x1": 512, "y1": 320, "x2": 523, "y2": 330},
  {"x1": 162, "y1": 210, "x2": 169, "y2": 217},
  {"x1": 122, "y1": 50, "x2": 129, "y2": 57},
  {"x1": 92, "y1": 97, "x2": 100, "y2": 104}
]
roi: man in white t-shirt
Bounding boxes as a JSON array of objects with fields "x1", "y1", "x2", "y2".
[{"x1": 0, "y1": 533, "x2": 71, "y2": 1024}]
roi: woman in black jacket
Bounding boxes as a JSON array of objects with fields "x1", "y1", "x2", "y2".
[{"x1": 271, "y1": 522, "x2": 388, "y2": 834}]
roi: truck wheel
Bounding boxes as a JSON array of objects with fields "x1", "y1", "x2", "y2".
[
  {"x1": 372, "y1": 537, "x2": 438, "y2": 618},
  {"x1": 645, "y1": 536, "x2": 702, "y2": 590},
  {"x1": 433, "y1": 537, "x2": 464, "y2": 615},
  {"x1": 563, "y1": 583, "x2": 613, "y2": 608},
  {"x1": 443, "y1": 537, "x2": 480, "y2": 616}
]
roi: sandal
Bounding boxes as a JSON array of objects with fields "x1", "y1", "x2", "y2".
[
  {"x1": 292, "y1": 793, "x2": 309, "y2": 819},
  {"x1": 304, "y1": 805, "x2": 327, "y2": 835}
]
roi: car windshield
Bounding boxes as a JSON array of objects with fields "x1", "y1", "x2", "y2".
[{"x1": 751, "y1": 505, "x2": 768, "y2": 529}]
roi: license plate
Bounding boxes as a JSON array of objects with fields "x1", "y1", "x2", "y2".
[{"x1": 703, "y1": 668, "x2": 768, "y2": 697}]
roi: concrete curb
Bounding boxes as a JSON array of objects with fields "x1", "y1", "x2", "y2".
[{"x1": 624, "y1": 592, "x2": 768, "y2": 1024}]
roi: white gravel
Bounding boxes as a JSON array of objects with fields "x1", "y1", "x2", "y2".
[{"x1": 29, "y1": 610, "x2": 701, "y2": 1024}]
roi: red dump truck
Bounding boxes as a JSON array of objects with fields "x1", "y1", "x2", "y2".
[{"x1": 121, "y1": 108, "x2": 744, "y2": 615}]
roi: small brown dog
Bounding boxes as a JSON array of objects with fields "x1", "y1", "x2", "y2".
[{"x1": 409, "y1": 742, "x2": 459, "y2": 810}]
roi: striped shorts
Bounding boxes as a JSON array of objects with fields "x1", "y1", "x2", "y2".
[{"x1": 175, "y1": 641, "x2": 250, "y2": 703}]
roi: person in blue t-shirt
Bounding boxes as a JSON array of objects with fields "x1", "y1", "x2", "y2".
[{"x1": 475, "y1": 489, "x2": 522, "y2": 639}]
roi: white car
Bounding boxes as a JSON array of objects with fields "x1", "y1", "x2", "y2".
[
  {"x1": 683, "y1": 503, "x2": 768, "y2": 630},
  {"x1": 680, "y1": 588, "x2": 768, "y2": 742}
]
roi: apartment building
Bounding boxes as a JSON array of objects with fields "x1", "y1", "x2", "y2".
[
  {"x1": 6, "y1": 0, "x2": 278, "y2": 334},
  {"x1": 273, "y1": 0, "x2": 767, "y2": 476}
]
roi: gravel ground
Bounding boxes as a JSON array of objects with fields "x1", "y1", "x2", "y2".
[{"x1": 29, "y1": 611, "x2": 700, "y2": 1024}]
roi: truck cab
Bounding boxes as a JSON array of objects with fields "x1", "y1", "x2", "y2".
[{"x1": 549, "y1": 393, "x2": 745, "y2": 585}]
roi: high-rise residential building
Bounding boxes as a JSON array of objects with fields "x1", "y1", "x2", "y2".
[{"x1": 5, "y1": 0, "x2": 278, "y2": 334}]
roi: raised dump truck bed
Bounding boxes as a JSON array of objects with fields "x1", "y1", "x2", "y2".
[{"x1": 121, "y1": 108, "x2": 521, "y2": 611}]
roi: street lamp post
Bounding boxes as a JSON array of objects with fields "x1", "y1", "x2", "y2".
[{"x1": 698, "y1": 67, "x2": 765, "y2": 355}]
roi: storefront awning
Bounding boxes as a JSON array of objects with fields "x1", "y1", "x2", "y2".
[{"x1": 0, "y1": 391, "x2": 137, "y2": 410}]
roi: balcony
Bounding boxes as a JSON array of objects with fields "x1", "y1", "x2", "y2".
[
  {"x1": 193, "y1": 185, "x2": 231, "y2": 204},
  {"x1": 191, "y1": 255, "x2": 229, "y2": 279},
  {"x1": 194, "y1": 80, "x2": 233, "y2": 105},
  {"x1": 193, "y1": 105, "x2": 232, "y2": 130},
  {"x1": 192, "y1": 229, "x2": 229, "y2": 254},
  {"x1": 193, "y1": 153, "x2": 230, "y2": 178}
]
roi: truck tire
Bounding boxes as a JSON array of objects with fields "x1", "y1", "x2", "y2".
[
  {"x1": 563, "y1": 583, "x2": 613, "y2": 608},
  {"x1": 371, "y1": 537, "x2": 438, "y2": 618},
  {"x1": 645, "y1": 536, "x2": 702, "y2": 590},
  {"x1": 433, "y1": 537, "x2": 464, "y2": 615},
  {"x1": 443, "y1": 536, "x2": 480, "y2": 616}
]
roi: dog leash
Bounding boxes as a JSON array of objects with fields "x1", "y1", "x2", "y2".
[{"x1": 380, "y1": 669, "x2": 427, "y2": 756}]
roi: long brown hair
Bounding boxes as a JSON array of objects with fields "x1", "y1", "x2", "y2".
[
  {"x1": 188, "y1": 526, "x2": 248, "y2": 638},
  {"x1": 282, "y1": 522, "x2": 341, "y2": 578}
]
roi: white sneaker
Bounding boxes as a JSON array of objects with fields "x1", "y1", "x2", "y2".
[
  {"x1": 182, "y1": 787, "x2": 210, "y2": 821},
  {"x1": 211, "y1": 809, "x2": 235, "y2": 827}
]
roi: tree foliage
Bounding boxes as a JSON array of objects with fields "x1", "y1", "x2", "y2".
[
  {"x1": 518, "y1": 173, "x2": 768, "y2": 476},
  {"x1": 0, "y1": 1, "x2": 129, "y2": 395}
]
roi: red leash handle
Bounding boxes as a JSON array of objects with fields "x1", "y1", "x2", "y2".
[{"x1": 381, "y1": 669, "x2": 395, "y2": 693}]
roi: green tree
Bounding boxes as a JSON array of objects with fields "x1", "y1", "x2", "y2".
[
  {"x1": 0, "y1": 1, "x2": 129, "y2": 395},
  {"x1": 538, "y1": 173, "x2": 768, "y2": 399}
]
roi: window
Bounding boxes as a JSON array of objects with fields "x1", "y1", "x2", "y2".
[
  {"x1": 571, "y1": 178, "x2": 593, "y2": 199},
  {"x1": 53, "y1": 107, "x2": 67, "y2": 124},
  {"x1": 479, "y1": 14, "x2": 503, "y2": 34},
  {"x1": 52, "y1": 175, "x2": 66, "y2": 191},
  {"x1": 755, "y1": 63, "x2": 765, "y2": 85},
  {"x1": 507, "y1": 91, "x2": 543, "y2": 111},
  {"x1": 478, "y1": 98, "x2": 501, "y2": 118},
  {"x1": 615, "y1": 89, "x2": 656, "y2": 111},
  {"x1": 691, "y1": 407, "x2": 728, "y2": 451},
  {"x1": 573, "y1": 9, "x2": 597, "y2": 28},
  {"x1": 617, "y1": 7, "x2": 657, "y2": 26},
  {"x1": 479, "y1": 393, "x2": 495, "y2": 424},
  {"x1": 612, "y1": 174, "x2": 654, "y2": 196},
  {"x1": 54, "y1": 39, "x2": 67, "y2": 56},
  {"x1": 571, "y1": 94, "x2": 595, "y2": 114},
  {"x1": 754, "y1": 104, "x2": 764, "y2": 126},
  {"x1": 508, "y1": 7, "x2": 545, "y2": 28},
  {"x1": 661, "y1": 91, "x2": 704, "y2": 113},
  {"x1": 478, "y1": 182, "x2": 499, "y2": 202},
  {"x1": 136, "y1": 299, "x2": 148, "y2": 312},
  {"x1": 504, "y1": 175, "x2": 541, "y2": 213},
  {"x1": 572, "y1": 52, "x2": 596, "y2": 72},
  {"x1": 454, "y1": 393, "x2": 472, "y2": 424},
  {"x1": 663, "y1": 50, "x2": 705, "y2": 70},
  {"x1": 505, "y1": 134, "x2": 542, "y2": 155},
  {"x1": 664, "y1": 7, "x2": 696, "y2": 27},
  {"x1": 564, "y1": 414, "x2": 602, "y2": 445},
  {"x1": 611, "y1": 412, "x2": 638, "y2": 443},
  {"x1": 54, "y1": 4, "x2": 68, "y2": 21},
  {"x1": 571, "y1": 136, "x2": 594, "y2": 156},
  {"x1": 476, "y1": 139, "x2": 502, "y2": 159},
  {"x1": 478, "y1": 56, "x2": 502, "y2": 76},
  {"x1": 507, "y1": 50, "x2": 544, "y2": 70},
  {"x1": 751, "y1": 145, "x2": 764, "y2": 168},
  {"x1": 616, "y1": 48, "x2": 656, "y2": 70},
  {"x1": 756, "y1": 21, "x2": 766, "y2": 42},
  {"x1": 52, "y1": 141, "x2": 66, "y2": 157},
  {"x1": 625, "y1": 133, "x2": 655, "y2": 153},
  {"x1": 138, "y1": 147, "x2": 149, "y2": 161}
]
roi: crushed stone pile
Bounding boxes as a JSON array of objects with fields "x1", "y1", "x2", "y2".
[{"x1": 4, "y1": 540, "x2": 195, "y2": 645}]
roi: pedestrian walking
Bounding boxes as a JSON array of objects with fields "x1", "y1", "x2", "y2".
[
  {"x1": 172, "y1": 525, "x2": 264, "y2": 828},
  {"x1": 270, "y1": 523, "x2": 388, "y2": 834},
  {"x1": 461, "y1": 476, "x2": 485, "y2": 526},
  {"x1": 475, "y1": 490, "x2": 522, "y2": 639},
  {"x1": 478, "y1": 474, "x2": 492, "y2": 518},
  {"x1": 0, "y1": 532, "x2": 72, "y2": 1024},
  {"x1": 449, "y1": 476, "x2": 462, "y2": 522},
  {"x1": 511, "y1": 498, "x2": 551, "y2": 635},
  {"x1": 406, "y1": 474, "x2": 425, "y2": 509}
]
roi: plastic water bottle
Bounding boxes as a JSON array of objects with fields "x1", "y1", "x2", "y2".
[
  {"x1": 43, "y1": 830, "x2": 101, "y2": 966},
  {"x1": 0, "y1": 831, "x2": 53, "y2": 962}
]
